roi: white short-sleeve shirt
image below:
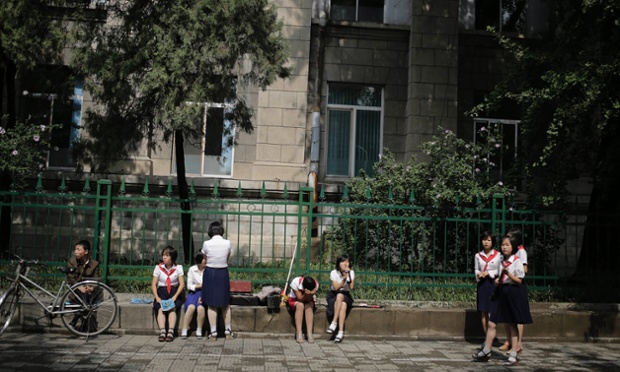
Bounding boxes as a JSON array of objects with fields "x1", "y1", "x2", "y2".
[
  {"x1": 153, "y1": 263, "x2": 184, "y2": 287},
  {"x1": 329, "y1": 269, "x2": 355, "y2": 291},
  {"x1": 288, "y1": 276, "x2": 319, "y2": 300},
  {"x1": 500, "y1": 255, "x2": 525, "y2": 285},
  {"x1": 474, "y1": 249, "x2": 501, "y2": 282},
  {"x1": 201, "y1": 235, "x2": 231, "y2": 268}
]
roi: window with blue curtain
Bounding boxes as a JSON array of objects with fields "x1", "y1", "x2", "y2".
[{"x1": 327, "y1": 84, "x2": 383, "y2": 177}]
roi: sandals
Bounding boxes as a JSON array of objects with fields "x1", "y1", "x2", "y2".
[
  {"x1": 307, "y1": 334, "x2": 315, "y2": 344},
  {"x1": 225, "y1": 328, "x2": 235, "y2": 339},
  {"x1": 498, "y1": 342, "x2": 511, "y2": 352},
  {"x1": 158, "y1": 330, "x2": 166, "y2": 342},
  {"x1": 326, "y1": 323, "x2": 337, "y2": 334},
  {"x1": 166, "y1": 331, "x2": 174, "y2": 342},
  {"x1": 296, "y1": 334, "x2": 304, "y2": 344},
  {"x1": 208, "y1": 331, "x2": 218, "y2": 341},
  {"x1": 334, "y1": 332, "x2": 344, "y2": 343},
  {"x1": 472, "y1": 350, "x2": 491, "y2": 362},
  {"x1": 504, "y1": 356, "x2": 519, "y2": 366}
]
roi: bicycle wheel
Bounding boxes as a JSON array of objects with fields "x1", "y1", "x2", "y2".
[
  {"x1": 60, "y1": 281, "x2": 118, "y2": 337},
  {"x1": 0, "y1": 287, "x2": 20, "y2": 336}
]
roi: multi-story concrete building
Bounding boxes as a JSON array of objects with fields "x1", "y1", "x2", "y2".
[{"x1": 22, "y1": 0, "x2": 550, "y2": 192}]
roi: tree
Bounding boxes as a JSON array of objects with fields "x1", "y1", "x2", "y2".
[
  {"x1": 472, "y1": 0, "x2": 620, "y2": 285},
  {"x1": 330, "y1": 127, "x2": 510, "y2": 273},
  {"x1": 0, "y1": 0, "x2": 80, "y2": 251},
  {"x1": 71, "y1": 0, "x2": 290, "y2": 260}
]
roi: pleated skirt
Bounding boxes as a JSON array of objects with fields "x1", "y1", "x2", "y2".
[
  {"x1": 490, "y1": 284, "x2": 533, "y2": 324},
  {"x1": 476, "y1": 277, "x2": 496, "y2": 313},
  {"x1": 201, "y1": 267, "x2": 230, "y2": 307}
]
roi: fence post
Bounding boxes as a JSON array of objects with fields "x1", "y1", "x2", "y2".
[
  {"x1": 94, "y1": 180, "x2": 113, "y2": 283},
  {"x1": 299, "y1": 187, "x2": 314, "y2": 276},
  {"x1": 491, "y1": 193, "x2": 506, "y2": 234}
]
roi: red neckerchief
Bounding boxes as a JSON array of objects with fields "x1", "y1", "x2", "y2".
[
  {"x1": 159, "y1": 264, "x2": 176, "y2": 294},
  {"x1": 479, "y1": 250, "x2": 499, "y2": 272},
  {"x1": 501, "y1": 255, "x2": 519, "y2": 283}
]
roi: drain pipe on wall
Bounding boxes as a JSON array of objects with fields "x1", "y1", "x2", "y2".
[
  {"x1": 309, "y1": 0, "x2": 326, "y2": 198},
  {"x1": 308, "y1": 0, "x2": 327, "y2": 241}
]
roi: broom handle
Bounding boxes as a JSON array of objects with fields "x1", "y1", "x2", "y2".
[{"x1": 282, "y1": 239, "x2": 298, "y2": 295}]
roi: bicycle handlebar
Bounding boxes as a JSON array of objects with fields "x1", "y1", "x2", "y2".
[{"x1": 3, "y1": 251, "x2": 47, "y2": 267}]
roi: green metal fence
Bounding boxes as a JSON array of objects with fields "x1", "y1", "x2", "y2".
[{"x1": 0, "y1": 177, "x2": 596, "y2": 297}]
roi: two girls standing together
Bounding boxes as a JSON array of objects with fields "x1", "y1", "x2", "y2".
[
  {"x1": 473, "y1": 228, "x2": 532, "y2": 366},
  {"x1": 151, "y1": 221, "x2": 233, "y2": 342}
]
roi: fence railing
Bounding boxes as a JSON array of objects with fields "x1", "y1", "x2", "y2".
[{"x1": 0, "y1": 177, "x2": 606, "y2": 298}]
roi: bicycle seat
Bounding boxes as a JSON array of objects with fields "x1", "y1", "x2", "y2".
[{"x1": 58, "y1": 267, "x2": 76, "y2": 274}]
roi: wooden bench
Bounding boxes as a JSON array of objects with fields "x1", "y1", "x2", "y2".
[{"x1": 230, "y1": 280, "x2": 252, "y2": 296}]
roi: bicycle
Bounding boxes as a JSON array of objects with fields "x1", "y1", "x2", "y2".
[{"x1": 0, "y1": 252, "x2": 118, "y2": 338}]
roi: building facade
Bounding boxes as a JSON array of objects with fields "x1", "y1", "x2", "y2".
[{"x1": 25, "y1": 0, "x2": 550, "y2": 193}]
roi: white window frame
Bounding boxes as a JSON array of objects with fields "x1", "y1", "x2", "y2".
[
  {"x1": 172, "y1": 101, "x2": 235, "y2": 178},
  {"x1": 23, "y1": 91, "x2": 83, "y2": 170},
  {"x1": 326, "y1": 85, "x2": 384, "y2": 178},
  {"x1": 473, "y1": 117, "x2": 519, "y2": 184}
]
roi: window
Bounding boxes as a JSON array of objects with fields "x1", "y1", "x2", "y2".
[
  {"x1": 331, "y1": 0, "x2": 385, "y2": 23},
  {"x1": 475, "y1": 0, "x2": 527, "y2": 33},
  {"x1": 473, "y1": 118, "x2": 519, "y2": 186},
  {"x1": 327, "y1": 84, "x2": 383, "y2": 178},
  {"x1": 173, "y1": 102, "x2": 235, "y2": 177},
  {"x1": 20, "y1": 66, "x2": 82, "y2": 168}
]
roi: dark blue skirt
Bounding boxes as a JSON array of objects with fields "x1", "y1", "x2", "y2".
[
  {"x1": 201, "y1": 267, "x2": 230, "y2": 307},
  {"x1": 490, "y1": 284, "x2": 533, "y2": 325},
  {"x1": 326, "y1": 290, "x2": 354, "y2": 321},
  {"x1": 476, "y1": 277, "x2": 496, "y2": 313},
  {"x1": 153, "y1": 286, "x2": 182, "y2": 312}
]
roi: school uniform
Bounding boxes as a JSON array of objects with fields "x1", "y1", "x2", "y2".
[
  {"x1": 490, "y1": 255, "x2": 533, "y2": 324},
  {"x1": 326, "y1": 269, "x2": 355, "y2": 321},
  {"x1": 515, "y1": 245, "x2": 531, "y2": 323},
  {"x1": 184, "y1": 264, "x2": 204, "y2": 311},
  {"x1": 287, "y1": 276, "x2": 319, "y2": 311},
  {"x1": 201, "y1": 235, "x2": 232, "y2": 307},
  {"x1": 153, "y1": 263, "x2": 185, "y2": 312},
  {"x1": 474, "y1": 249, "x2": 501, "y2": 313}
]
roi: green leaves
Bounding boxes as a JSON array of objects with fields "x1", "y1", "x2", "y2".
[
  {"x1": 0, "y1": 119, "x2": 59, "y2": 186},
  {"x1": 71, "y1": 0, "x2": 291, "y2": 170}
]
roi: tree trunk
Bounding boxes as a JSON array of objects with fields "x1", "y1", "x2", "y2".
[
  {"x1": 0, "y1": 59, "x2": 18, "y2": 251},
  {"x1": 174, "y1": 129, "x2": 193, "y2": 262},
  {"x1": 575, "y1": 127, "x2": 620, "y2": 287}
]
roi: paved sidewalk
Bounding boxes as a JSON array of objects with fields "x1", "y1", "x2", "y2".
[{"x1": 1, "y1": 333, "x2": 620, "y2": 371}]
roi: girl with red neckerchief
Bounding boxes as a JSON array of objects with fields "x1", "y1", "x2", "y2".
[
  {"x1": 473, "y1": 235, "x2": 531, "y2": 366},
  {"x1": 474, "y1": 231, "x2": 500, "y2": 342}
]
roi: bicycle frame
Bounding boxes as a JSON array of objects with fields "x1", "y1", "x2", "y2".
[{"x1": 8, "y1": 263, "x2": 84, "y2": 317}]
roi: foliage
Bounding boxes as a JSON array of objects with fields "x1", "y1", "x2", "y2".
[
  {"x1": 0, "y1": 0, "x2": 71, "y2": 69},
  {"x1": 469, "y1": 0, "x2": 620, "y2": 205},
  {"x1": 70, "y1": 0, "x2": 291, "y2": 170},
  {"x1": 0, "y1": 120, "x2": 59, "y2": 186},
  {"x1": 325, "y1": 127, "x2": 510, "y2": 273}
]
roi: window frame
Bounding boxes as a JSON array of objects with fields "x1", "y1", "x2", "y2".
[
  {"x1": 171, "y1": 101, "x2": 236, "y2": 178},
  {"x1": 330, "y1": 0, "x2": 386, "y2": 23},
  {"x1": 21, "y1": 90, "x2": 83, "y2": 170},
  {"x1": 473, "y1": 117, "x2": 519, "y2": 186},
  {"x1": 325, "y1": 84, "x2": 384, "y2": 178}
]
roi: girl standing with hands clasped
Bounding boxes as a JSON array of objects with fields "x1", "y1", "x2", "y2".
[
  {"x1": 152, "y1": 246, "x2": 185, "y2": 342},
  {"x1": 201, "y1": 221, "x2": 234, "y2": 339},
  {"x1": 326, "y1": 255, "x2": 355, "y2": 343},
  {"x1": 473, "y1": 235, "x2": 531, "y2": 366},
  {"x1": 474, "y1": 231, "x2": 500, "y2": 342},
  {"x1": 181, "y1": 252, "x2": 207, "y2": 339},
  {"x1": 498, "y1": 227, "x2": 532, "y2": 354}
]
